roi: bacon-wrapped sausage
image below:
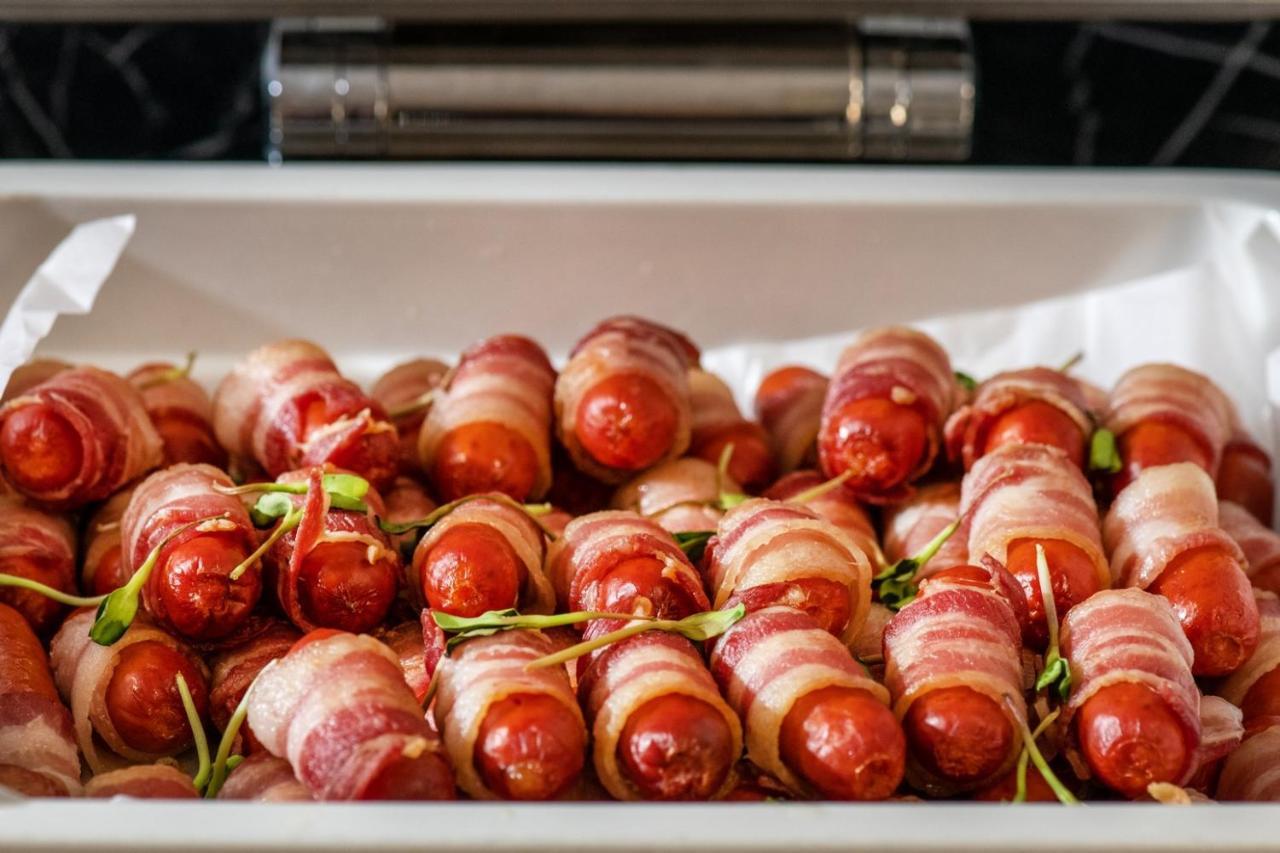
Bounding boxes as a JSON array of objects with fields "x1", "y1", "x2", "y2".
[
  {"x1": 1061, "y1": 588, "x2": 1201, "y2": 798},
  {"x1": 50, "y1": 609, "x2": 209, "y2": 774},
  {"x1": 428, "y1": 625, "x2": 585, "y2": 800},
  {"x1": 83, "y1": 487, "x2": 134, "y2": 597},
  {"x1": 265, "y1": 467, "x2": 400, "y2": 634},
  {"x1": 370, "y1": 357, "x2": 449, "y2": 472},
  {"x1": 1218, "y1": 591, "x2": 1280, "y2": 736},
  {"x1": 577, "y1": 622, "x2": 741, "y2": 800},
  {"x1": 687, "y1": 368, "x2": 774, "y2": 492},
  {"x1": 944, "y1": 367, "x2": 1093, "y2": 471},
  {"x1": 709, "y1": 605, "x2": 905, "y2": 800},
  {"x1": 818, "y1": 327, "x2": 955, "y2": 504},
  {"x1": 419, "y1": 335, "x2": 555, "y2": 502},
  {"x1": 547, "y1": 511, "x2": 709, "y2": 620},
  {"x1": 1, "y1": 358, "x2": 71, "y2": 403},
  {"x1": 408, "y1": 494, "x2": 553, "y2": 618},
  {"x1": 0, "y1": 603, "x2": 80, "y2": 797},
  {"x1": 763, "y1": 471, "x2": 884, "y2": 570},
  {"x1": 962, "y1": 443, "x2": 1108, "y2": 649},
  {"x1": 1217, "y1": 725, "x2": 1280, "y2": 801},
  {"x1": 247, "y1": 630, "x2": 454, "y2": 801},
  {"x1": 883, "y1": 563, "x2": 1028, "y2": 795},
  {"x1": 1104, "y1": 463, "x2": 1259, "y2": 676},
  {"x1": 216, "y1": 752, "x2": 313, "y2": 801},
  {"x1": 555, "y1": 317, "x2": 697, "y2": 484},
  {"x1": 85, "y1": 764, "x2": 199, "y2": 799},
  {"x1": 705, "y1": 499, "x2": 872, "y2": 646},
  {"x1": 209, "y1": 619, "x2": 302, "y2": 744},
  {"x1": 128, "y1": 362, "x2": 227, "y2": 468},
  {"x1": 121, "y1": 463, "x2": 262, "y2": 642},
  {"x1": 611, "y1": 458, "x2": 740, "y2": 535},
  {"x1": 883, "y1": 481, "x2": 969, "y2": 582},
  {"x1": 1217, "y1": 425, "x2": 1274, "y2": 525},
  {"x1": 0, "y1": 498, "x2": 76, "y2": 636},
  {"x1": 1104, "y1": 363, "x2": 1233, "y2": 497},
  {"x1": 212, "y1": 340, "x2": 399, "y2": 489},
  {"x1": 754, "y1": 366, "x2": 827, "y2": 475},
  {"x1": 1220, "y1": 500, "x2": 1280, "y2": 596},
  {"x1": 0, "y1": 366, "x2": 162, "y2": 510}
]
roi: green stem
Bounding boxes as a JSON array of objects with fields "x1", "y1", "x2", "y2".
[
  {"x1": 387, "y1": 388, "x2": 438, "y2": 421},
  {"x1": 230, "y1": 508, "x2": 300, "y2": 581},
  {"x1": 524, "y1": 604, "x2": 746, "y2": 670},
  {"x1": 204, "y1": 663, "x2": 269, "y2": 800},
  {"x1": 379, "y1": 493, "x2": 558, "y2": 541},
  {"x1": 526, "y1": 619, "x2": 665, "y2": 670},
  {"x1": 872, "y1": 516, "x2": 962, "y2": 610},
  {"x1": 785, "y1": 469, "x2": 854, "y2": 505},
  {"x1": 176, "y1": 673, "x2": 211, "y2": 793},
  {"x1": 136, "y1": 352, "x2": 197, "y2": 390},
  {"x1": 1013, "y1": 708, "x2": 1061, "y2": 803},
  {"x1": 1037, "y1": 544, "x2": 1061, "y2": 656},
  {"x1": 1006, "y1": 700, "x2": 1078, "y2": 805},
  {"x1": 0, "y1": 574, "x2": 104, "y2": 608},
  {"x1": 1058, "y1": 351, "x2": 1084, "y2": 374}
]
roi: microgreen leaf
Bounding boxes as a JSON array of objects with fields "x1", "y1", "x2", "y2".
[
  {"x1": 524, "y1": 604, "x2": 747, "y2": 671},
  {"x1": 1032, "y1": 543, "x2": 1072, "y2": 702},
  {"x1": 872, "y1": 517, "x2": 961, "y2": 612},
  {"x1": 249, "y1": 492, "x2": 296, "y2": 527},
  {"x1": 90, "y1": 513, "x2": 230, "y2": 645},
  {"x1": 322, "y1": 473, "x2": 369, "y2": 502},
  {"x1": 176, "y1": 673, "x2": 211, "y2": 793},
  {"x1": 1088, "y1": 428, "x2": 1123, "y2": 475},
  {"x1": 674, "y1": 530, "x2": 714, "y2": 563},
  {"x1": 954, "y1": 371, "x2": 977, "y2": 393}
]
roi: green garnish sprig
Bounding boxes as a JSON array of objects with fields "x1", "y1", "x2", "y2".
[
  {"x1": 176, "y1": 673, "x2": 211, "y2": 793},
  {"x1": 1008, "y1": 704, "x2": 1078, "y2": 805},
  {"x1": 1033, "y1": 543, "x2": 1072, "y2": 702},
  {"x1": 136, "y1": 352, "x2": 197, "y2": 390},
  {"x1": 1087, "y1": 428, "x2": 1122, "y2": 475},
  {"x1": 524, "y1": 604, "x2": 747, "y2": 671},
  {"x1": 872, "y1": 517, "x2": 962, "y2": 611},
  {"x1": 431, "y1": 608, "x2": 636, "y2": 654},
  {"x1": 379, "y1": 493, "x2": 556, "y2": 541}
]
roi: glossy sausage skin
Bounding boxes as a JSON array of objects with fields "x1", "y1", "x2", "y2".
[
  {"x1": 728, "y1": 578, "x2": 852, "y2": 639},
  {"x1": 982, "y1": 401, "x2": 1086, "y2": 468},
  {"x1": 432, "y1": 421, "x2": 541, "y2": 503},
  {"x1": 151, "y1": 411, "x2": 227, "y2": 469},
  {"x1": 474, "y1": 692, "x2": 585, "y2": 800},
  {"x1": 1075, "y1": 681, "x2": 1194, "y2": 799},
  {"x1": 88, "y1": 545, "x2": 130, "y2": 597},
  {"x1": 294, "y1": 540, "x2": 400, "y2": 633},
  {"x1": 415, "y1": 522, "x2": 525, "y2": 618},
  {"x1": 0, "y1": 404, "x2": 83, "y2": 496},
  {"x1": 104, "y1": 640, "x2": 209, "y2": 755},
  {"x1": 617, "y1": 694, "x2": 736, "y2": 800},
  {"x1": 151, "y1": 531, "x2": 262, "y2": 642},
  {"x1": 0, "y1": 602, "x2": 59, "y2": 701},
  {"x1": 596, "y1": 556, "x2": 704, "y2": 620},
  {"x1": 779, "y1": 685, "x2": 906, "y2": 801},
  {"x1": 1005, "y1": 538, "x2": 1103, "y2": 650},
  {"x1": 1114, "y1": 420, "x2": 1212, "y2": 497},
  {"x1": 818, "y1": 398, "x2": 928, "y2": 498},
  {"x1": 1149, "y1": 545, "x2": 1259, "y2": 677},
  {"x1": 691, "y1": 422, "x2": 775, "y2": 494},
  {"x1": 903, "y1": 686, "x2": 1014, "y2": 787},
  {"x1": 575, "y1": 373, "x2": 679, "y2": 472}
]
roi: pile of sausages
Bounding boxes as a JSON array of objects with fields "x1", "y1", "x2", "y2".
[{"x1": 2, "y1": 317, "x2": 1279, "y2": 805}]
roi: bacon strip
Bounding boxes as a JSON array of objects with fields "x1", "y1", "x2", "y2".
[
  {"x1": 0, "y1": 603, "x2": 80, "y2": 797},
  {"x1": 375, "y1": 621, "x2": 430, "y2": 704},
  {"x1": 217, "y1": 752, "x2": 313, "y2": 801},
  {"x1": 754, "y1": 366, "x2": 827, "y2": 475},
  {"x1": 1196, "y1": 695, "x2": 1244, "y2": 772},
  {"x1": 1060, "y1": 588, "x2": 1200, "y2": 780},
  {"x1": 0, "y1": 366, "x2": 162, "y2": 509},
  {"x1": 212, "y1": 339, "x2": 398, "y2": 488},
  {"x1": 50, "y1": 609, "x2": 210, "y2": 774},
  {"x1": 1217, "y1": 591, "x2": 1280, "y2": 723},
  {"x1": 687, "y1": 368, "x2": 774, "y2": 489},
  {"x1": 1219, "y1": 500, "x2": 1280, "y2": 594},
  {"x1": 944, "y1": 367, "x2": 1093, "y2": 471},
  {"x1": 709, "y1": 605, "x2": 889, "y2": 795},
  {"x1": 428, "y1": 625, "x2": 583, "y2": 800},
  {"x1": 1105, "y1": 363, "x2": 1234, "y2": 477},
  {"x1": 883, "y1": 481, "x2": 969, "y2": 581},
  {"x1": 705, "y1": 499, "x2": 872, "y2": 646},
  {"x1": 1103, "y1": 463, "x2": 1244, "y2": 590},
  {"x1": 577, "y1": 623, "x2": 741, "y2": 800},
  {"x1": 547, "y1": 510, "x2": 708, "y2": 618},
  {"x1": 121, "y1": 463, "x2": 262, "y2": 641},
  {"x1": 209, "y1": 619, "x2": 302, "y2": 735},
  {"x1": 1217, "y1": 725, "x2": 1280, "y2": 801},
  {"x1": 409, "y1": 495, "x2": 553, "y2": 615},
  {"x1": 763, "y1": 471, "x2": 884, "y2": 570},
  {"x1": 266, "y1": 467, "x2": 401, "y2": 633},
  {"x1": 555, "y1": 316, "x2": 697, "y2": 483},
  {"x1": 1, "y1": 358, "x2": 71, "y2": 403},
  {"x1": 127, "y1": 362, "x2": 227, "y2": 468},
  {"x1": 420, "y1": 335, "x2": 556, "y2": 500},
  {"x1": 247, "y1": 631, "x2": 454, "y2": 801},
  {"x1": 83, "y1": 488, "x2": 134, "y2": 597},
  {"x1": 882, "y1": 563, "x2": 1027, "y2": 794},
  {"x1": 371, "y1": 357, "x2": 450, "y2": 471},
  {"x1": 612, "y1": 458, "x2": 738, "y2": 535},
  {"x1": 963, "y1": 442, "x2": 1109, "y2": 591},
  {"x1": 819, "y1": 326, "x2": 955, "y2": 503},
  {"x1": 85, "y1": 763, "x2": 199, "y2": 799},
  {"x1": 0, "y1": 498, "x2": 76, "y2": 636}
]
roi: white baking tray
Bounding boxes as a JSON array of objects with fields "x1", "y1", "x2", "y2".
[{"x1": 1, "y1": 163, "x2": 1279, "y2": 851}]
